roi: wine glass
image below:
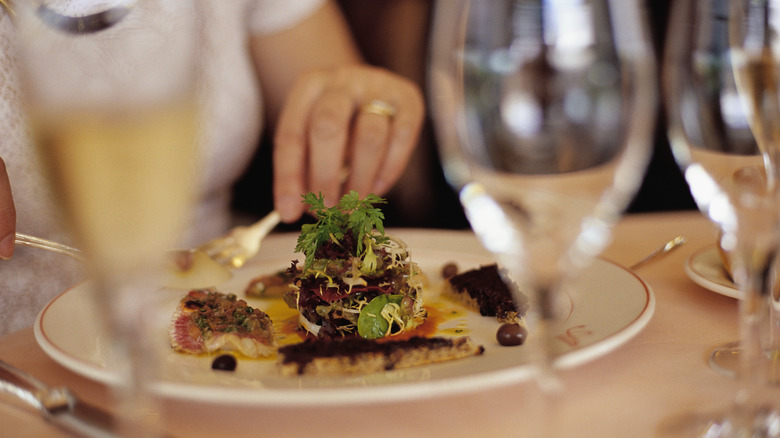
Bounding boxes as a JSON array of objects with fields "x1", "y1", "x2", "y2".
[
  {"x1": 690, "y1": 0, "x2": 780, "y2": 384},
  {"x1": 15, "y1": 1, "x2": 201, "y2": 435},
  {"x1": 729, "y1": 0, "x2": 780, "y2": 387},
  {"x1": 429, "y1": 0, "x2": 656, "y2": 433},
  {"x1": 664, "y1": 0, "x2": 780, "y2": 434}
]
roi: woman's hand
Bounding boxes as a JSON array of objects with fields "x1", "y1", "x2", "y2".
[
  {"x1": 272, "y1": 65, "x2": 424, "y2": 221},
  {"x1": 250, "y1": 0, "x2": 425, "y2": 222},
  {"x1": 0, "y1": 157, "x2": 16, "y2": 259}
]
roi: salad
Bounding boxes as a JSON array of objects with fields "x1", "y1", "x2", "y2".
[{"x1": 284, "y1": 191, "x2": 426, "y2": 339}]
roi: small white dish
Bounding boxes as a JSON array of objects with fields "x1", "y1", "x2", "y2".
[{"x1": 685, "y1": 244, "x2": 740, "y2": 299}]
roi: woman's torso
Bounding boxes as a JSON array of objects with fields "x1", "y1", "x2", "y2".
[{"x1": 0, "y1": 0, "x2": 323, "y2": 334}]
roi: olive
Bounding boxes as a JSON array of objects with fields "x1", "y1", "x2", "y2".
[
  {"x1": 211, "y1": 354, "x2": 237, "y2": 371},
  {"x1": 496, "y1": 323, "x2": 527, "y2": 346},
  {"x1": 441, "y1": 262, "x2": 458, "y2": 279}
]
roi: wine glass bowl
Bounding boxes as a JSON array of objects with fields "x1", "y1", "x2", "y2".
[{"x1": 429, "y1": 0, "x2": 656, "y2": 423}]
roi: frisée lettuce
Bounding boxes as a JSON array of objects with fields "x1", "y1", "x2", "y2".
[{"x1": 285, "y1": 192, "x2": 426, "y2": 339}]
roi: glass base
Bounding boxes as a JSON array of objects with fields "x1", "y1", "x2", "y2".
[
  {"x1": 709, "y1": 341, "x2": 780, "y2": 385},
  {"x1": 709, "y1": 341, "x2": 741, "y2": 379},
  {"x1": 700, "y1": 407, "x2": 780, "y2": 438},
  {"x1": 658, "y1": 404, "x2": 780, "y2": 437}
]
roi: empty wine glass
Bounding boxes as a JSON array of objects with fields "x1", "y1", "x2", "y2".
[
  {"x1": 664, "y1": 0, "x2": 780, "y2": 434},
  {"x1": 429, "y1": 0, "x2": 656, "y2": 433},
  {"x1": 15, "y1": 0, "x2": 202, "y2": 435}
]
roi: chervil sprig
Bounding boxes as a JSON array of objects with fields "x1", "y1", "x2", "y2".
[{"x1": 294, "y1": 191, "x2": 388, "y2": 268}]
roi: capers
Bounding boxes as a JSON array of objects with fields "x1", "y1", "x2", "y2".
[
  {"x1": 496, "y1": 323, "x2": 527, "y2": 346},
  {"x1": 211, "y1": 354, "x2": 237, "y2": 371}
]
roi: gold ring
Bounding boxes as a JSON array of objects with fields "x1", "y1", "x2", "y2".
[{"x1": 360, "y1": 99, "x2": 397, "y2": 118}]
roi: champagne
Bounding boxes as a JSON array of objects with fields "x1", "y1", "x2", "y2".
[
  {"x1": 34, "y1": 101, "x2": 198, "y2": 273},
  {"x1": 732, "y1": 49, "x2": 780, "y2": 187}
]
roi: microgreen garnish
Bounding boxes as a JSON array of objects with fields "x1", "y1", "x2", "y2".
[{"x1": 295, "y1": 191, "x2": 388, "y2": 268}]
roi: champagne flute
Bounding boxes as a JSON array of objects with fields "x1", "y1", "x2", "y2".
[
  {"x1": 697, "y1": 0, "x2": 780, "y2": 383},
  {"x1": 729, "y1": 0, "x2": 780, "y2": 387},
  {"x1": 429, "y1": 0, "x2": 656, "y2": 433},
  {"x1": 15, "y1": 1, "x2": 201, "y2": 435},
  {"x1": 664, "y1": 0, "x2": 780, "y2": 434}
]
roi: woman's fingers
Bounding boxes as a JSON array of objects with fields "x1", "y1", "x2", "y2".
[
  {"x1": 273, "y1": 66, "x2": 424, "y2": 222},
  {"x1": 0, "y1": 158, "x2": 16, "y2": 260},
  {"x1": 368, "y1": 87, "x2": 424, "y2": 194},
  {"x1": 345, "y1": 109, "x2": 392, "y2": 196},
  {"x1": 307, "y1": 88, "x2": 352, "y2": 206},
  {"x1": 273, "y1": 72, "x2": 323, "y2": 222}
]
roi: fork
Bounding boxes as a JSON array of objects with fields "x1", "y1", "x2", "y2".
[
  {"x1": 193, "y1": 210, "x2": 281, "y2": 268},
  {"x1": 14, "y1": 210, "x2": 281, "y2": 269},
  {"x1": 629, "y1": 235, "x2": 687, "y2": 270},
  {"x1": 14, "y1": 233, "x2": 83, "y2": 260}
]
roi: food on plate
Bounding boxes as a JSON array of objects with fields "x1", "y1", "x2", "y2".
[
  {"x1": 496, "y1": 323, "x2": 527, "y2": 346},
  {"x1": 169, "y1": 288, "x2": 276, "y2": 358},
  {"x1": 715, "y1": 229, "x2": 747, "y2": 281},
  {"x1": 285, "y1": 191, "x2": 426, "y2": 339},
  {"x1": 441, "y1": 263, "x2": 529, "y2": 324},
  {"x1": 716, "y1": 232, "x2": 733, "y2": 279},
  {"x1": 717, "y1": 166, "x2": 768, "y2": 279},
  {"x1": 246, "y1": 268, "x2": 297, "y2": 298},
  {"x1": 211, "y1": 354, "x2": 238, "y2": 371},
  {"x1": 277, "y1": 336, "x2": 484, "y2": 376},
  {"x1": 441, "y1": 261, "x2": 459, "y2": 279}
]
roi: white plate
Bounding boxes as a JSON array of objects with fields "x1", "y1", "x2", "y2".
[
  {"x1": 685, "y1": 245, "x2": 740, "y2": 299},
  {"x1": 35, "y1": 230, "x2": 654, "y2": 406}
]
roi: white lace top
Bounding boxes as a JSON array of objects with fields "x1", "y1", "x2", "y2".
[{"x1": 0, "y1": 0, "x2": 325, "y2": 334}]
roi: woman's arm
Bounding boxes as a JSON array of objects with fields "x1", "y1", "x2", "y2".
[{"x1": 250, "y1": 0, "x2": 424, "y2": 222}]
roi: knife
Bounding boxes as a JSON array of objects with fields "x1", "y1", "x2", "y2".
[{"x1": 0, "y1": 359, "x2": 116, "y2": 437}]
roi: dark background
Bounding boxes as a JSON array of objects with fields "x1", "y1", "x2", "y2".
[
  {"x1": 628, "y1": 0, "x2": 696, "y2": 214},
  {"x1": 231, "y1": 0, "x2": 695, "y2": 230}
]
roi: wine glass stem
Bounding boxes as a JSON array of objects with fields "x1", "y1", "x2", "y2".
[
  {"x1": 733, "y1": 242, "x2": 778, "y2": 408},
  {"x1": 94, "y1": 276, "x2": 164, "y2": 437},
  {"x1": 534, "y1": 286, "x2": 564, "y2": 437},
  {"x1": 770, "y1": 292, "x2": 780, "y2": 383},
  {"x1": 536, "y1": 286, "x2": 563, "y2": 391}
]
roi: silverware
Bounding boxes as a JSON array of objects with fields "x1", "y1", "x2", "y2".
[
  {"x1": 14, "y1": 233, "x2": 83, "y2": 260},
  {"x1": 0, "y1": 359, "x2": 116, "y2": 437},
  {"x1": 195, "y1": 210, "x2": 281, "y2": 268},
  {"x1": 163, "y1": 210, "x2": 281, "y2": 288},
  {"x1": 15, "y1": 209, "x2": 281, "y2": 270},
  {"x1": 629, "y1": 235, "x2": 687, "y2": 270},
  {"x1": 0, "y1": 0, "x2": 12, "y2": 16}
]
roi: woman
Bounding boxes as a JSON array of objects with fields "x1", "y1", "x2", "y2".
[{"x1": 0, "y1": 0, "x2": 423, "y2": 334}]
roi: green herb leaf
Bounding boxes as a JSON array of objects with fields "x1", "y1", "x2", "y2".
[
  {"x1": 346, "y1": 193, "x2": 387, "y2": 255},
  {"x1": 357, "y1": 294, "x2": 404, "y2": 339},
  {"x1": 294, "y1": 191, "x2": 388, "y2": 269}
]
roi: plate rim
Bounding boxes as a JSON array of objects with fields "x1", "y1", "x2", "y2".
[
  {"x1": 684, "y1": 244, "x2": 740, "y2": 299},
  {"x1": 35, "y1": 230, "x2": 655, "y2": 406}
]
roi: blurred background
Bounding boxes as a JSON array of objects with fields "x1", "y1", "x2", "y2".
[{"x1": 231, "y1": 0, "x2": 695, "y2": 230}]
